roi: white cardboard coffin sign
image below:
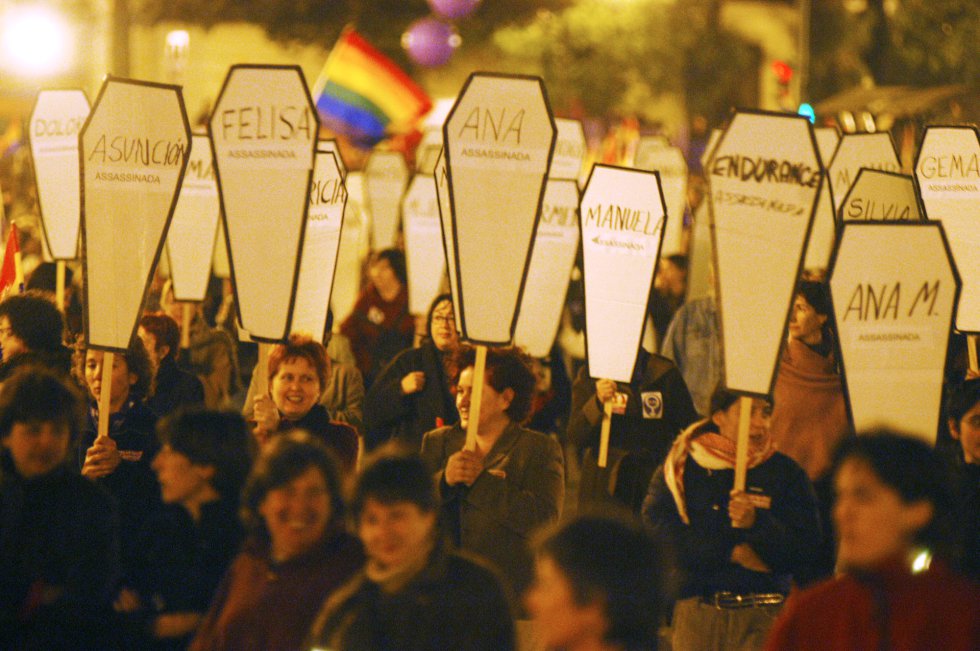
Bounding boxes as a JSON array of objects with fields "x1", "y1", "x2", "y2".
[
  {"x1": 30, "y1": 90, "x2": 90, "y2": 261},
  {"x1": 828, "y1": 133, "x2": 900, "y2": 213},
  {"x1": 707, "y1": 111, "x2": 820, "y2": 396},
  {"x1": 549, "y1": 118, "x2": 587, "y2": 182},
  {"x1": 402, "y1": 174, "x2": 445, "y2": 315},
  {"x1": 291, "y1": 150, "x2": 346, "y2": 343},
  {"x1": 914, "y1": 126, "x2": 980, "y2": 333},
  {"x1": 829, "y1": 222, "x2": 960, "y2": 442},
  {"x1": 331, "y1": 171, "x2": 366, "y2": 324},
  {"x1": 417, "y1": 129, "x2": 443, "y2": 175},
  {"x1": 515, "y1": 179, "x2": 580, "y2": 358},
  {"x1": 81, "y1": 78, "x2": 190, "y2": 351},
  {"x1": 814, "y1": 127, "x2": 840, "y2": 168},
  {"x1": 166, "y1": 134, "x2": 221, "y2": 301},
  {"x1": 209, "y1": 65, "x2": 318, "y2": 343},
  {"x1": 433, "y1": 149, "x2": 462, "y2": 332},
  {"x1": 634, "y1": 140, "x2": 688, "y2": 256},
  {"x1": 803, "y1": 127, "x2": 838, "y2": 272},
  {"x1": 318, "y1": 139, "x2": 347, "y2": 179},
  {"x1": 444, "y1": 73, "x2": 556, "y2": 344},
  {"x1": 581, "y1": 165, "x2": 666, "y2": 382},
  {"x1": 212, "y1": 220, "x2": 230, "y2": 279},
  {"x1": 839, "y1": 169, "x2": 923, "y2": 222},
  {"x1": 364, "y1": 150, "x2": 409, "y2": 250}
]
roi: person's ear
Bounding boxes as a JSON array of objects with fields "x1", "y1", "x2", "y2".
[
  {"x1": 158, "y1": 344, "x2": 171, "y2": 361},
  {"x1": 902, "y1": 500, "x2": 934, "y2": 535},
  {"x1": 817, "y1": 313, "x2": 828, "y2": 327},
  {"x1": 501, "y1": 387, "x2": 515, "y2": 411},
  {"x1": 948, "y1": 418, "x2": 961, "y2": 441},
  {"x1": 128, "y1": 372, "x2": 138, "y2": 387}
]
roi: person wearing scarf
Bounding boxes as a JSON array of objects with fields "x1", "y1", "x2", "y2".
[
  {"x1": 642, "y1": 385, "x2": 820, "y2": 651},
  {"x1": 305, "y1": 453, "x2": 515, "y2": 651}
]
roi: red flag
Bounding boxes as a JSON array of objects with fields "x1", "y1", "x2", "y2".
[{"x1": 0, "y1": 225, "x2": 22, "y2": 296}]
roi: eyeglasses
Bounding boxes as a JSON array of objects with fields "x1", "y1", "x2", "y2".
[{"x1": 431, "y1": 316, "x2": 455, "y2": 326}]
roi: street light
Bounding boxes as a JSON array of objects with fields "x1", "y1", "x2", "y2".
[{"x1": 0, "y1": 5, "x2": 72, "y2": 78}]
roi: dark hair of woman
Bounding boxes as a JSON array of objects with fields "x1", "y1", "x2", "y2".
[{"x1": 455, "y1": 345, "x2": 536, "y2": 423}]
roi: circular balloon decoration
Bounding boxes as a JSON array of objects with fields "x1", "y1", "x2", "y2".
[
  {"x1": 402, "y1": 17, "x2": 461, "y2": 67},
  {"x1": 427, "y1": 0, "x2": 482, "y2": 20}
]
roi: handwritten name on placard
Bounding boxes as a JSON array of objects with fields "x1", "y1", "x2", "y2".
[
  {"x1": 842, "y1": 280, "x2": 941, "y2": 321},
  {"x1": 549, "y1": 118, "x2": 586, "y2": 181},
  {"x1": 840, "y1": 170, "x2": 922, "y2": 222},
  {"x1": 457, "y1": 107, "x2": 532, "y2": 161},
  {"x1": 33, "y1": 117, "x2": 86, "y2": 138},
  {"x1": 710, "y1": 155, "x2": 820, "y2": 187},
  {"x1": 582, "y1": 203, "x2": 663, "y2": 236}
]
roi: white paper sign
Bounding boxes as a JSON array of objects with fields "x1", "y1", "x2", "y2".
[
  {"x1": 514, "y1": 180, "x2": 580, "y2": 357},
  {"x1": 212, "y1": 219, "x2": 230, "y2": 279},
  {"x1": 433, "y1": 150, "x2": 462, "y2": 332},
  {"x1": 707, "y1": 111, "x2": 820, "y2": 396},
  {"x1": 914, "y1": 126, "x2": 980, "y2": 333},
  {"x1": 331, "y1": 171, "x2": 367, "y2": 324},
  {"x1": 209, "y1": 65, "x2": 318, "y2": 342},
  {"x1": 166, "y1": 134, "x2": 221, "y2": 301},
  {"x1": 581, "y1": 165, "x2": 666, "y2": 382},
  {"x1": 318, "y1": 139, "x2": 347, "y2": 179},
  {"x1": 81, "y1": 78, "x2": 190, "y2": 351},
  {"x1": 813, "y1": 127, "x2": 840, "y2": 168},
  {"x1": 549, "y1": 118, "x2": 586, "y2": 182},
  {"x1": 829, "y1": 222, "x2": 959, "y2": 442},
  {"x1": 364, "y1": 150, "x2": 409, "y2": 250},
  {"x1": 402, "y1": 174, "x2": 445, "y2": 315},
  {"x1": 291, "y1": 151, "x2": 346, "y2": 343},
  {"x1": 828, "y1": 132, "x2": 901, "y2": 212},
  {"x1": 840, "y1": 169, "x2": 923, "y2": 222},
  {"x1": 417, "y1": 129, "x2": 443, "y2": 175},
  {"x1": 634, "y1": 140, "x2": 688, "y2": 256},
  {"x1": 444, "y1": 73, "x2": 556, "y2": 344},
  {"x1": 30, "y1": 89, "x2": 90, "y2": 260}
]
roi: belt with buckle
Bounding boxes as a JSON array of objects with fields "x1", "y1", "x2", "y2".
[{"x1": 701, "y1": 591, "x2": 785, "y2": 609}]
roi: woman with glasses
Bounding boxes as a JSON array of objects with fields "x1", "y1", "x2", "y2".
[{"x1": 363, "y1": 293, "x2": 461, "y2": 453}]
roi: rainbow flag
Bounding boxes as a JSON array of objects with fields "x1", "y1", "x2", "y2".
[{"x1": 314, "y1": 29, "x2": 432, "y2": 147}]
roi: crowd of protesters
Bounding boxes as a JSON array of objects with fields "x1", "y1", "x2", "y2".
[{"x1": 1, "y1": 230, "x2": 979, "y2": 651}]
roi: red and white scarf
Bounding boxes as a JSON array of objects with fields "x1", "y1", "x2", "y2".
[{"x1": 663, "y1": 418, "x2": 775, "y2": 525}]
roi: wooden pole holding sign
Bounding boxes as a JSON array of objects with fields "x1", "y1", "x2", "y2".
[
  {"x1": 733, "y1": 396, "x2": 752, "y2": 493},
  {"x1": 55, "y1": 261, "x2": 65, "y2": 312},
  {"x1": 464, "y1": 344, "x2": 487, "y2": 452},
  {"x1": 968, "y1": 336, "x2": 978, "y2": 375},
  {"x1": 598, "y1": 402, "x2": 613, "y2": 468},
  {"x1": 97, "y1": 351, "x2": 114, "y2": 440},
  {"x1": 254, "y1": 343, "x2": 272, "y2": 398},
  {"x1": 181, "y1": 303, "x2": 192, "y2": 349}
]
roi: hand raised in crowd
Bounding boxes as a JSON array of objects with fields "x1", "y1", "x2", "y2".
[
  {"x1": 594, "y1": 378, "x2": 617, "y2": 404},
  {"x1": 730, "y1": 543, "x2": 770, "y2": 573},
  {"x1": 401, "y1": 371, "x2": 426, "y2": 395},
  {"x1": 728, "y1": 489, "x2": 757, "y2": 529},
  {"x1": 252, "y1": 394, "x2": 280, "y2": 445},
  {"x1": 445, "y1": 448, "x2": 483, "y2": 486},
  {"x1": 81, "y1": 434, "x2": 122, "y2": 478}
]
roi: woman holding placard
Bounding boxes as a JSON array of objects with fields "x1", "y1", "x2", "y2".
[
  {"x1": 770, "y1": 281, "x2": 851, "y2": 481},
  {"x1": 364, "y1": 293, "x2": 460, "y2": 452},
  {"x1": 251, "y1": 335, "x2": 358, "y2": 474},
  {"x1": 74, "y1": 336, "x2": 161, "y2": 579},
  {"x1": 420, "y1": 345, "x2": 564, "y2": 597}
]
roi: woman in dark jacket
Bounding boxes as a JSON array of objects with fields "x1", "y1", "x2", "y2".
[
  {"x1": 306, "y1": 453, "x2": 514, "y2": 651},
  {"x1": 363, "y1": 293, "x2": 460, "y2": 452},
  {"x1": 190, "y1": 433, "x2": 363, "y2": 651},
  {"x1": 252, "y1": 335, "x2": 358, "y2": 474}
]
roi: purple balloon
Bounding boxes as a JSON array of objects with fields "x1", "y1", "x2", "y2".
[
  {"x1": 402, "y1": 17, "x2": 460, "y2": 68},
  {"x1": 427, "y1": 0, "x2": 482, "y2": 20}
]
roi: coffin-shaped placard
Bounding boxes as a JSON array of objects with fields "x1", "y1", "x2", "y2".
[
  {"x1": 827, "y1": 132, "x2": 900, "y2": 213},
  {"x1": 212, "y1": 220, "x2": 230, "y2": 279},
  {"x1": 444, "y1": 73, "x2": 556, "y2": 344},
  {"x1": 514, "y1": 180, "x2": 580, "y2": 358},
  {"x1": 914, "y1": 126, "x2": 980, "y2": 334},
  {"x1": 634, "y1": 139, "x2": 688, "y2": 256},
  {"x1": 30, "y1": 90, "x2": 90, "y2": 261},
  {"x1": 549, "y1": 118, "x2": 587, "y2": 182},
  {"x1": 331, "y1": 171, "x2": 367, "y2": 323},
  {"x1": 318, "y1": 138, "x2": 347, "y2": 179},
  {"x1": 581, "y1": 165, "x2": 666, "y2": 382},
  {"x1": 166, "y1": 134, "x2": 221, "y2": 301},
  {"x1": 688, "y1": 130, "x2": 724, "y2": 301},
  {"x1": 402, "y1": 174, "x2": 445, "y2": 315},
  {"x1": 707, "y1": 111, "x2": 820, "y2": 397},
  {"x1": 813, "y1": 127, "x2": 840, "y2": 168},
  {"x1": 81, "y1": 78, "x2": 191, "y2": 351},
  {"x1": 209, "y1": 65, "x2": 318, "y2": 343},
  {"x1": 829, "y1": 222, "x2": 960, "y2": 442},
  {"x1": 291, "y1": 150, "x2": 346, "y2": 343},
  {"x1": 417, "y1": 128, "x2": 443, "y2": 175},
  {"x1": 839, "y1": 169, "x2": 923, "y2": 222},
  {"x1": 364, "y1": 150, "x2": 409, "y2": 250},
  {"x1": 433, "y1": 149, "x2": 462, "y2": 332}
]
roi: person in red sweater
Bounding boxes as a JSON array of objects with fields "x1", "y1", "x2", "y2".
[{"x1": 764, "y1": 431, "x2": 980, "y2": 651}]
